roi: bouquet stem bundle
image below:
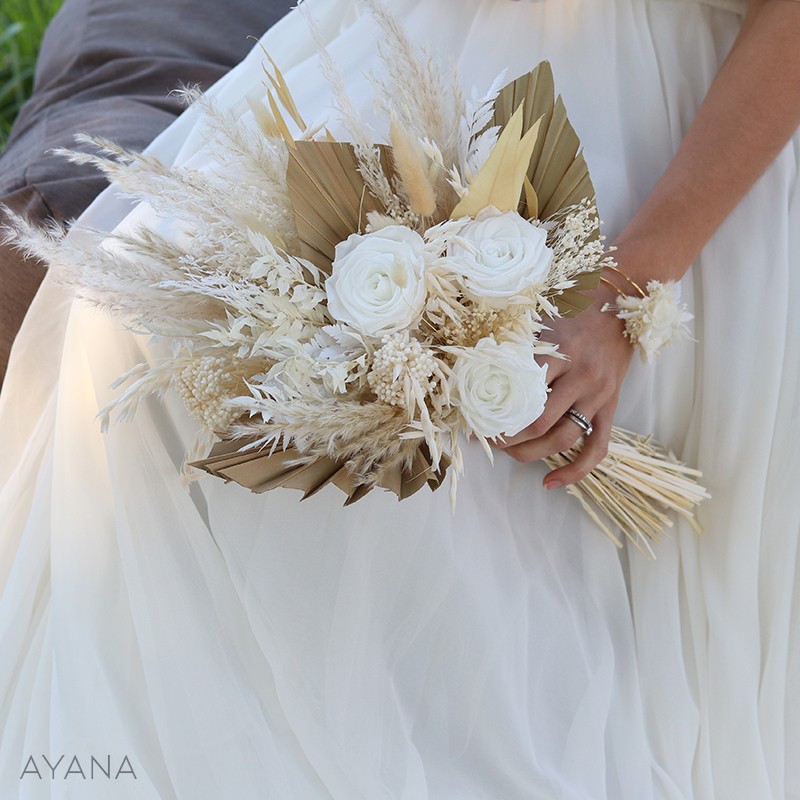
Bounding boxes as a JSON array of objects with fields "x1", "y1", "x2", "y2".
[{"x1": 546, "y1": 427, "x2": 710, "y2": 557}]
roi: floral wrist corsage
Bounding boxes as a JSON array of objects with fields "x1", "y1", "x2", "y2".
[{"x1": 601, "y1": 265, "x2": 693, "y2": 363}]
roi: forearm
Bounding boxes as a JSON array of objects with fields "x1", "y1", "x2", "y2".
[{"x1": 612, "y1": 0, "x2": 800, "y2": 280}]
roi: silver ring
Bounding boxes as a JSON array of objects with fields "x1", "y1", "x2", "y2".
[{"x1": 564, "y1": 407, "x2": 593, "y2": 437}]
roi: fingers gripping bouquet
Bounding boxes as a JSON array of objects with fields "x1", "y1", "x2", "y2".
[{"x1": 7, "y1": 2, "x2": 707, "y2": 553}]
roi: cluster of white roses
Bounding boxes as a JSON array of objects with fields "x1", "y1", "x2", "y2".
[{"x1": 324, "y1": 206, "x2": 554, "y2": 441}]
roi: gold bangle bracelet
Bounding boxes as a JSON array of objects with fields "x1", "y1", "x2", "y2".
[{"x1": 604, "y1": 264, "x2": 645, "y2": 298}]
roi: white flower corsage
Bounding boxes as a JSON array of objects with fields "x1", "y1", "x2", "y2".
[{"x1": 601, "y1": 267, "x2": 693, "y2": 363}]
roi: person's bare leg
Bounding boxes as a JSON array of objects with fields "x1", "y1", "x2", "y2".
[{"x1": 0, "y1": 189, "x2": 48, "y2": 386}]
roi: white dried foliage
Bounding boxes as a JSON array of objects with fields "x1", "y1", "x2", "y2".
[
  {"x1": 543, "y1": 199, "x2": 612, "y2": 286},
  {"x1": 359, "y1": 0, "x2": 462, "y2": 168},
  {"x1": 226, "y1": 396, "x2": 419, "y2": 484},
  {"x1": 2, "y1": 209, "x2": 213, "y2": 327},
  {"x1": 458, "y1": 71, "x2": 506, "y2": 180},
  {"x1": 298, "y1": 2, "x2": 401, "y2": 217}
]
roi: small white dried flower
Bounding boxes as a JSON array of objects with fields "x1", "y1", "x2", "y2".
[
  {"x1": 610, "y1": 280, "x2": 693, "y2": 363},
  {"x1": 368, "y1": 332, "x2": 439, "y2": 410},
  {"x1": 174, "y1": 356, "x2": 248, "y2": 432},
  {"x1": 544, "y1": 198, "x2": 608, "y2": 285}
]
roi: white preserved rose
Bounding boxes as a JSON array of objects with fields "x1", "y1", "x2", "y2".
[
  {"x1": 450, "y1": 337, "x2": 548, "y2": 439},
  {"x1": 445, "y1": 206, "x2": 554, "y2": 306},
  {"x1": 326, "y1": 226, "x2": 428, "y2": 337}
]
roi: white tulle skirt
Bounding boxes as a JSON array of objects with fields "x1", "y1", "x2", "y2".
[{"x1": 2, "y1": 1, "x2": 799, "y2": 798}]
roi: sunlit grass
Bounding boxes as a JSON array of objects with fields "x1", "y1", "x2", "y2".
[{"x1": 1, "y1": 0, "x2": 64, "y2": 150}]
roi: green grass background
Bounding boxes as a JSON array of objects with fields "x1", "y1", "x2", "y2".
[{"x1": 1, "y1": 0, "x2": 63, "y2": 150}]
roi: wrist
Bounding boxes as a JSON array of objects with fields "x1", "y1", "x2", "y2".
[{"x1": 608, "y1": 232, "x2": 695, "y2": 286}]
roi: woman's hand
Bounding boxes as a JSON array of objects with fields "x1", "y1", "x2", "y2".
[
  {"x1": 495, "y1": 277, "x2": 634, "y2": 489},
  {"x1": 496, "y1": 0, "x2": 800, "y2": 491}
]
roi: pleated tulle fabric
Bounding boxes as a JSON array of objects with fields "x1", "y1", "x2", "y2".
[{"x1": 1, "y1": 1, "x2": 799, "y2": 798}]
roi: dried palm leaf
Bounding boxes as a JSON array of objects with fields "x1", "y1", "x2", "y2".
[
  {"x1": 286, "y1": 140, "x2": 394, "y2": 271},
  {"x1": 192, "y1": 438, "x2": 449, "y2": 503},
  {"x1": 492, "y1": 61, "x2": 595, "y2": 218},
  {"x1": 478, "y1": 63, "x2": 602, "y2": 316},
  {"x1": 450, "y1": 105, "x2": 541, "y2": 219},
  {"x1": 554, "y1": 270, "x2": 602, "y2": 318}
]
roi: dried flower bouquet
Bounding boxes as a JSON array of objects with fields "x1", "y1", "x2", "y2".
[{"x1": 5, "y1": 2, "x2": 708, "y2": 554}]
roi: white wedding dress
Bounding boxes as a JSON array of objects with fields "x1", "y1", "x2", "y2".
[{"x1": 2, "y1": 1, "x2": 799, "y2": 798}]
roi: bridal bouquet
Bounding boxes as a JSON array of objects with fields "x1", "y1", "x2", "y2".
[{"x1": 7, "y1": 3, "x2": 707, "y2": 554}]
